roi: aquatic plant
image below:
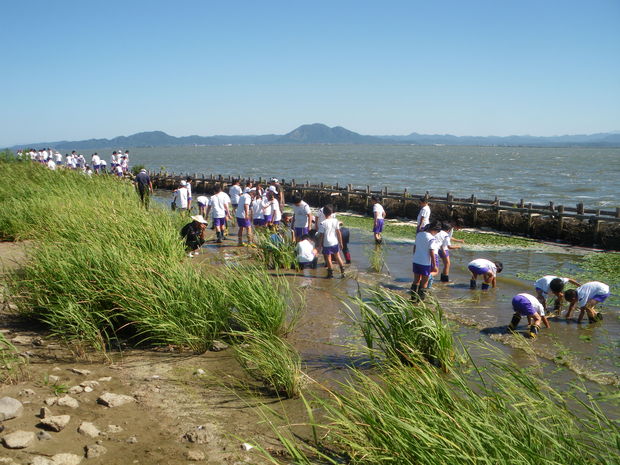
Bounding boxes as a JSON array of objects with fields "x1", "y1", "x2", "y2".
[
  {"x1": 366, "y1": 245, "x2": 386, "y2": 273},
  {"x1": 347, "y1": 287, "x2": 454, "y2": 369},
  {"x1": 0, "y1": 332, "x2": 26, "y2": 383},
  {"x1": 255, "y1": 349, "x2": 620, "y2": 465},
  {"x1": 226, "y1": 265, "x2": 300, "y2": 337},
  {"x1": 234, "y1": 331, "x2": 303, "y2": 399},
  {"x1": 253, "y1": 228, "x2": 298, "y2": 271}
]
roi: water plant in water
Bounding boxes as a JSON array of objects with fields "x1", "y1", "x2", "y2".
[
  {"x1": 253, "y1": 228, "x2": 298, "y2": 271},
  {"x1": 234, "y1": 331, "x2": 303, "y2": 399},
  {"x1": 365, "y1": 244, "x2": 386, "y2": 273},
  {"x1": 347, "y1": 287, "x2": 454, "y2": 370}
]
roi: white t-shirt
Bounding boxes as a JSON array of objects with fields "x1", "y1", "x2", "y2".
[
  {"x1": 172, "y1": 187, "x2": 188, "y2": 209},
  {"x1": 272, "y1": 199, "x2": 282, "y2": 222},
  {"x1": 92, "y1": 155, "x2": 100, "y2": 165},
  {"x1": 535, "y1": 276, "x2": 569, "y2": 296},
  {"x1": 373, "y1": 203, "x2": 386, "y2": 219},
  {"x1": 293, "y1": 201, "x2": 312, "y2": 228},
  {"x1": 318, "y1": 217, "x2": 340, "y2": 247},
  {"x1": 196, "y1": 195, "x2": 209, "y2": 206},
  {"x1": 236, "y1": 193, "x2": 251, "y2": 218},
  {"x1": 263, "y1": 198, "x2": 275, "y2": 217},
  {"x1": 186, "y1": 183, "x2": 192, "y2": 199},
  {"x1": 468, "y1": 259, "x2": 497, "y2": 276},
  {"x1": 268, "y1": 185, "x2": 278, "y2": 194},
  {"x1": 413, "y1": 231, "x2": 438, "y2": 265},
  {"x1": 229, "y1": 185, "x2": 242, "y2": 204},
  {"x1": 296, "y1": 240, "x2": 316, "y2": 263},
  {"x1": 209, "y1": 192, "x2": 228, "y2": 218},
  {"x1": 47, "y1": 160, "x2": 56, "y2": 170},
  {"x1": 100, "y1": 160, "x2": 107, "y2": 167},
  {"x1": 435, "y1": 230, "x2": 450, "y2": 250},
  {"x1": 516, "y1": 293, "x2": 546, "y2": 316},
  {"x1": 315, "y1": 207, "x2": 336, "y2": 229},
  {"x1": 417, "y1": 205, "x2": 430, "y2": 229},
  {"x1": 251, "y1": 199, "x2": 264, "y2": 219},
  {"x1": 54, "y1": 153, "x2": 62, "y2": 162},
  {"x1": 576, "y1": 282, "x2": 610, "y2": 307}
]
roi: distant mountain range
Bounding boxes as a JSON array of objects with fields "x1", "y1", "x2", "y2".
[{"x1": 10, "y1": 123, "x2": 620, "y2": 149}]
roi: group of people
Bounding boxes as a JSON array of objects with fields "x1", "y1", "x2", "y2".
[{"x1": 17, "y1": 148, "x2": 130, "y2": 176}]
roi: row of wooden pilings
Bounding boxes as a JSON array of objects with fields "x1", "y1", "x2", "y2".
[{"x1": 148, "y1": 171, "x2": 620, "y2": 250}]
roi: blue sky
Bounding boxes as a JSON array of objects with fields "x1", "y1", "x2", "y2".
[{"x1": 1, "y1": 0, "x2": 619, "y2": 146}]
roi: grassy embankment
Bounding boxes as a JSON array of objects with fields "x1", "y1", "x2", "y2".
[{"x1": 0, "y1": 159, "x2": 302, "y2": 396}]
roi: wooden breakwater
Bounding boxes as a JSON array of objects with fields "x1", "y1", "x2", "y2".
[{"x1": 149, "y1": 171, "x2": 620, "y2": 250}]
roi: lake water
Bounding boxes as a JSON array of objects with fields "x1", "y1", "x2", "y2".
[{"x1": 125, "y1": 145, "x2": 619, "y2": 209}]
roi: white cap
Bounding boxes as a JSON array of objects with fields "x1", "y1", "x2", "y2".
[{"x1": 191, "y1": 215, "x2": 208, "y2": 224}]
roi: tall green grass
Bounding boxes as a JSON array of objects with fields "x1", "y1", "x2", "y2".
[
  {"x1": 0, "y1": 332, "x2": 26, "y2": 383},
  {"x1": 253, "y1": 228, "x2": 298, "y2": 271},
  {"x1": 256, "y1": 349, "x2": 620, "y2": 465},
  {"x1": 347, "y1": 288, "x2": 454, "y2": 369}
]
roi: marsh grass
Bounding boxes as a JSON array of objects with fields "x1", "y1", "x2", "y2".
[
  {"x1": 365, "y1": 245, "x2": 387, "y2": 273},
  {"x1": 253, "y1": 228, "x2": 298, "y2": 271},
  {"x1": 0, "y1": 332, "x2": 26, "y2": 383},
  {"x1": 347, "y1": 287, "x2": 454, "y2": 369},
  {"x1": 257, "y1": 348, "x2": 620, "y2": 465},
  {"x1": 234, "y1": 332, "x2": 303, "y2": 399}
]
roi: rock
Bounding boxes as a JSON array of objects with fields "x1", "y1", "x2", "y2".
[
  {"x1": 182, "y1": 425, "x2": 217, "y2": 444},
  {"x1": 194, "y1": 369, "x2": 206, "y2": 376},
  {"x1": 97, "y1": 377, "x2": 112, "y2": 382},
  {"x1": 210, "y1": 340, "x2": 229, "y2": 352},
  {"x1": 80, "y1": 380, "x2": 99, "y2": 388},
  {"x1": 0, "y1": 424, "x2": 4, "y2": 432},
  {"x1": 39, "y1": 406, "x2": 52, "y2": 418},
  {"x1": 44, "y1": 397, "x2": 57, "y2": 406},
  {"x1": 48, "y1": 375, "x2": 61, "y2": 384},
  {"x1": 83, "y1": 386, "x2": 93, "y2": 393},
  {"x1": 126, "y1": 436, "x2": 138, "y2": 444},
  {"x1": 30, "y1": 457, "x2": 53, "y2": 465},
  {"x1": 37, "y1": 431, "x2": 53, "y2": 441},
  {"x1": 69, "y1": 368, "x2": 91, "y2": 376},
  {"x1": 186, "y1": 449, "x2": 206, "y2": 461},
  {"x1": 0, "y1": 457, "x2": 19, "y2": 465},
  {"x1": 50, "y1": 453, "x2": 82, "y2": 465},
  {"x1": 85, "y1": 444, "x2": 107, "y2": 458},
  {"x1": 97, "y1": 392, "x2": 135, "y2": 408},
  {"x1": 0, "y1": 397, "x2": 24, "y2": 421},
  {"x1": 11, "y1": 335, "x2": 33, "y2": 345},
  {"x1": 39, "y1": 414, "x2": 71, "y2": 432},
  {"x1": 2, "y1": 430, "x2": 36, "y2": 449},
  {"x1": 241, "y1": 443, "x2": 254, "y2": 451},
  {"x1": 77, "y1": 421, "x2": 100, "y2": 438},
  {"x1": 19, "y1": 389, "x2": 36, "y2": 397},
  {"x1": 57, "y1": 396, "x2": 79, "y2": 409},
  {"x1": 106, "y1": 424, "x2": 123, "y2": 433},
  {"x1": 68, "y1": 385, "x2": 84, "y2": 395}
]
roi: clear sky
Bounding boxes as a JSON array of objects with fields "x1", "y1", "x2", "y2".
[{"x1": 2, "y1": 0, "x2": 619, "y2": 146}]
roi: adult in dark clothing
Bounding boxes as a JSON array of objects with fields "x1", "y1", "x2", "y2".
[
  {"x1": 181, "y1": 215, "x2": 208, "y2": 257},
  {"x1": 339, "y1": 223, "x2": 351, "y2": 264},
  {"x1": 133, "y1": 169, "x2": 153, "y2": 209}
]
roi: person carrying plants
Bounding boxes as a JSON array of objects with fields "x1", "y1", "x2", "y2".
[
  {"x1": 564, "y1": 281, "x2": 609, "y2": 323},
  {"x1": 467, "y1": 258, "x2": 502, "y2": 290},
  {"x1": 508, "y1": 293, "x2": 550, "y2": 338}
]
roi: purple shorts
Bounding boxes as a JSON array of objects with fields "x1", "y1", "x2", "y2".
[
  {"x1": 468, "y1": 264, "x2": 489, "y2": 276},
  {"x1": 273, "y1": 220, "x2": 280, "y2": 225},
  {"x1": 413, "y1": 263, "x2": 432, "y2": 276},
  {"x1": 322, "y1": 245, "x2": 340, "y2": 255},
  {"x1": 591, "y1": 293, "x2": 610, "y2": 303},
  {"x1": 237, "y1": 217, "x2": 251, "y2": 228},
  {"x1": 373, "y1": 219, "x2": 384, "y2": 233},
  {"x1": 438, "y1": 249, "x2": 449, "y2": 259},
  {"x1": 295, "y1": 227, "x2": 309, "y2": 237},
  {"x1": 263, "y1": 214, "x2": 272, "y2": 223},
  {"x1": 213, "y1": 217, "x2": 226, "y2": 227},
  {"x1": 512, "y1": 295, "x2": 536, "y2": 316},
  {"x1": 253, "y1": 218, "x2": 264, "y2": 226},
  {"x1": 198, "y1": 201, "x2": 207, "y2": 207}
]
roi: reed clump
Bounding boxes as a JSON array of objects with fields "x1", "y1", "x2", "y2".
[
  {"x1": 0, "y1": 332, "x2": 26, "y2": 383},
  {"x1": 253, "y1": 228, "x2": 298, "y2": 271},
  {"x1": 348, "y1": 287, "x2": 454, "y2": 369}
]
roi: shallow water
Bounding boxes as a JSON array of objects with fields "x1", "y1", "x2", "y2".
[
  {"x1": 153, "y1": 191, "x2": 619, "y2": 387},
  {"x1": 130, "y1": 145, "x2": 620, "y2": 208}
]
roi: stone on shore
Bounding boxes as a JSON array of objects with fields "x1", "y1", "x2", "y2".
[
  {"x1": 39, "y1": 414, "x2": 71, "y2": 432},
  {"x1": 85, "y1": 444, "x2": 108, "y2": 458},
  {"x1": 0, "y1": 397, "x2": 23, "y2": 421},
  {"x1": 57, "y1": 395, "x2": 79, "y2": 409},
  {"x1": 50, "y1": 453, "x2": 82, "y2": 465},
  {"x1": 97, "y1": 392, "x2": 135, "y2": 407},
  {"x1": 78, "y1": 421, "x2": 100, "y2": 438},
  {"x1": 2, "y1": 430, "x2": 36, "y2": 449}
]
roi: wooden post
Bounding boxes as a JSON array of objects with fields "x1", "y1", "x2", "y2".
[
  {"x1": 549, "y1": 201, "x2": 554, "y2": 212},
  {"x1": 519, "y1": 198, "x2": 524, "y2": 208},
  {"x1": 472, "y1": 196, "x2": 478, "y2": 225},
  {"x1": 527, "y1": 203, "x2": 534, "y2": 234},
  {"x1": 346, "y1": 184, "x2": 352, "y2": 209},
  {"x1": 556, "y1": 205, "x2": 565, "y2": 236},
  {"x1": 447, "y1": 192, "x2": 454, "y2": 217},
  {"x1": 577, "y1": 202, "x2": 584, "y2": 214},
  {"x1": 383, "y1": 186, "x2": 388, "y2": 196},
  {"x1": 616, "y1": 207, "x2": 620, "y2": 219},
  {"x1": 495, "y1": 197, "x2": 501, "y2": 225},
  {"x1": 365, "y1": 185, "x2": 371, "y2": 209}
]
